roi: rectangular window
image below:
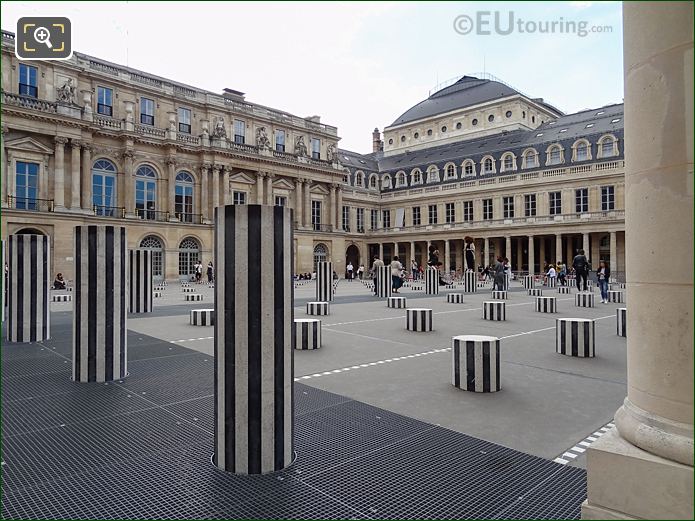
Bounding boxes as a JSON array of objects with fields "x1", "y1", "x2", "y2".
[
  {"x1": 14, "y1": 161, "x2": 39, "y2": 209},
  {"x1": 97, "y1": 86, "x2": 113, "y2": 116},
  {"x1": 445, "y1": 202, "x2": 455, "y2": 223},
  {"x1": 233, "y1": 191, "x2": 246, "y2": 205},
  {"x1": 234, "y1": 120, "x2": 245, "y2": 144},
  {"x1": 463, "y1": 201, "x2": 473, "y2": 222},
  {"x1": 601, "y1": 185, "x2": 615, "y2": 211},
  {"x1": 428, "y1": 204, "x2": 438, "y2": 225},
  {"x1": 549, "y1": 191, "x2": 562, "y2": 215},
  {"x1": 175, "y1": 183, "x2": 193, "y2": 220},
  {"x1": 483, "y1": 198, "x2": 493, "y2": 220},
  {"x1": 356, "y1": 208, "x2": 364, "y2": 232},
  {"x1": 311, "y1": 200, "x2": 322, "y2": 230},
  {"x1": 311, "y1": 138, "x2": 320, "y2": 160},
  {"x1": 503, "y1": 196, "x2": 515, "y2": 219},
  {"x1": 370, "y1": 209, "x2": 378, "y2": 230},
  {"x1": 140, "y1": 97, "x2": 154, "y2": 125},
  {"x1": 274, "y1": 195, "x2": 286, "y2": 206},
  {"x1": 575, "y1": 188, "x2": 588, "y2": 213},
  {"x1": 275, "y1": 129, "x2": 285, "y2": 152},
  {"x1": 525, "y1": 194, "x2": 536, "y2": 217},
  {"x1": 412, "y1": 206, "x2": 421, "y2": 226},
  {"x1": 382, "y1": 209, "x2": 391, "y2": 229},
  {"x1": 19, "y1": 64, "x2": 38, "y2": 98},
  {"x1": 342, "y1": 205, "x2": 350, "y2": 231},
  {"x1": 178, "y1": 107, "x2": 191, "y2": 134}
]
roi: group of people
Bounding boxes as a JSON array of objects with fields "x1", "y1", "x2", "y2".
[
  {"x1": 191, "y1": 261, "x2": 214, "y2": 283},
  {"x1": 345, "y1": 262, "x2": 365, "y2": 281}
]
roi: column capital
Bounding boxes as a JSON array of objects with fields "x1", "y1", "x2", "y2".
[
  {"x1": 70, "y1": 140, "x2": 82, "y2": 149},
  {"x1": 212, "y1": 163, "x2": 224, "y2": 173},
  {"x1": 81, "y1": 142, "x2": 93, "y2": 152},
  {"x1": 54, "y1": 136, "x2": 69, "y2": 146},
  {"x1": 201, "y1": 161, "x2": 212, "y2": 172},
  {"x1": 165, "y1": 156, "x2": 177, "y2": 167},
  {"x1": 121, "y1": 149, "x2": 135, "y2": 161}
]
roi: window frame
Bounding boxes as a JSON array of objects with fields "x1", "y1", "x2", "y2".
[
  {"x1": 275, "y1": 129, "x2": 285, "y2": 152},
  {"x1": 177, "y1": 107, "x2": 191, "y2": 134},
  {"x1": 232, "y1": 190, "x2": 247, "y2": 205},
  {"x1": 463, "y1": 200, "x2": 473, "y2": 222},
  {"x1": 311, "y1": 138, "x2": 321, "y2": 160},
  {"x1": 483, "y1": 198, "x2": 493, "y2": 220},
  {"x1": 233, "y1": 119, "x2": 246, "y2": 144},
  {"x1": 412, "y1": 206, "x2": 421, "y2": 226},
  {"x1": 524, "y1": 194, "x2": 537, "y2": 217},
  {"x1": 445, "y1": 202, "x2": 455, "y2": 223},
  {"x1": 97, "y1": 86, "x2": 113, "y2": 116},
  {"x1": 19, "y1": 64, "x2": 38, "y2": 98},
  {"x1": 549, "y1": 191, "x2": 562, "y2": 215},
  {"x1": 601, "y1": 185, "x2": 615, "y2": 211},
  {"x1": 575, "y1": 188, "x2": 589, "y2": 213},
  {"x1": 503, "y1": 196, "x2": 515, "y2": 219},
  {"x1": 428, "y1": 204, "x2": 438, "y2": 225},
  {"x1": 140, "y1": 97, "x2": 155, "y2": 126}
]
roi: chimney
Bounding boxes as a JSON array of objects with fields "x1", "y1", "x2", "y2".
[{"x1": 372, "y1": 127, "x2": 383, "y2": 152}]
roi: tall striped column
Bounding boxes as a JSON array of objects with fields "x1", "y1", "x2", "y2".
[
  {"x1": 1, "y1": 239, "x2": 5, "y2": 323},
  {"x1": 73, "y1": 226, "x2": 127, "y2": 382},
  {"x1": 375, "y1": 265, "x2": 391, "y2": 298},
  {"x1": 464, "y1": 270, "x2": 477, "y2": 293},
  {"x1": 7, "y1": 234, "x2": 50, "y2": 342},
  {"x1": 214, "y1": 204, "x2": 293, "y2": 475},
  {"x1": 128, "y1": 249, "x2": 153, "y2": 313},
  {"x1": 425, "y1": 266, "x2": 439, "y2": 295},
  {"x1": 315, "y1": 261, "x2": 333, "y2": 302}
]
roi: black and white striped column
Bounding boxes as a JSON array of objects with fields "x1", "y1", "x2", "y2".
[
  {"x1": 406, "y1": 308, "x2": 433, "y2": 331},
  {"x1": 182, "y1": 287, "x2": 196, "y2": 293},
  {"x1": 447, "y1": 293, "x2": 465, "y2": 304},
  {"x1": 556, "y1": 318, "x2": 595, "y2": 357},
  {"x1": 575, "y1": 292, "x2": 595, "y2": 308},
  {"x1": 464, "y1": 271, "x2": 477, "y2": 293},
  {"x1": 387, "y1": 296, "x2": 407, "y2": 308},
  {"x1": 617, "y1": 308, "x2": 627, "y2": 337},
  {"x1": 528, "y1": 288, "x2": 543, "y2": 297},
  {"x1": 558, "y1": 286, "x2": 571, "y2": 294},
  {"x1": 306, "y1": 301, "x2": 330, "y2": 315},
  {"x1": 191, "y1": 309, "x2": 214, "y2": 325},
  {"x1": 608, "y1": 290, "x2": 625, "y2": 303},
  {"x1": 547, "y1": 277, "x2": 557, "y2": 288},
  {"x1": 375, "y1": 265, "x2": 391, "y2": 298},
  {"x1": 7, "y1": 234, "x2": 50, "y2": 342},
  {"x1": 213, "y1": 204, "x2": 293, "y2": 474},
  {"x1": 315, "y1": 261, "x2": 333, "y2": 302},
  {"x1": 73, "y1": 226, "x2": 127, "y2": 382},
  {"x1": 185, "y1": 294, "x2": 204, "y2": 302},
  {"x1": 425, "y1": 267, "x2": 439, "y2": 295},
  {"x1": 1, "y1": 239, "x2": 5, "y2": 323},
  {"x1": 452, "y1": 335, "x2": 501, "y2": 393},
  {"x1": 294, "y1": 319, "x2": 321, "y2": 350},
  {"x1": 53, "y1": 294, "x2": 72, "y2": 302},
  {"x1": 483, "y1": 301, "x2": 506, "y2": 321},
  {"x1": 567, "y1": 278, "x2": 577, "y2": 287},
  {"x1": 523, "y1": 275, "x2": 535, "y2": 288},
  {"x1": 129, "y1": 249, "x2": 153, "y2": 314},
  {"x1": 491, "y1": 290, "x2": 508, "y2": 300},
  {"x1": 535, "y1": 296, "x2": 557, "y2": 313}
]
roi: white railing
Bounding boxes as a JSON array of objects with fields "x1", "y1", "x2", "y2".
[
  {"x1": 94, "y1": 114, "x2": 122, "y2": 130},
  {"x1": 135, "y1": 124, "x2": 166, "y2": 138},
  {"x1": 1, "y1": 91, "x2": 57, "y2": 113},
  {"x1": 177, "y1": 133, "x2": 200, "y2": 145}
]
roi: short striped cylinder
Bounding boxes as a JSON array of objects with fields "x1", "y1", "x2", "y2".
[
  {"x1": 502, "y1": 276, "x2": 510, "y2": 291},
  {"x1": 315, "y1": 261, "x2": 333, "y2": 302},
  {"x1": 447, "y1": 293, "x2": 465, "y2": 304},
  {"x1": 535, "y1": 296, "x2": 557, "y2": 313},
  {"x1": 425, "y1": 267, "x2": 439, "y2": 295},
  {"x1": 477, "y1": 281, "x2": 487, "y2": 288},
  {"x1": 154, "y1": 285, "x2": 165, "y2": 291},
  {"x1": 546, "y1": 277, "x2": 557, "y2": 288},
  {"x1": 73, "y1": 225, "x2": 127, "y2": 382},
  {"x1": 464, "y1": 271, "x2": 477, "y2": 293},
  {"x1": 556, "y1": 318, "x2": 595, "y2": 357},
  {"x1": 607, "y1": 290, "x2": 625, "y2": 303},
  {"x1": 528, "y1": 288, "x2": 543, "y2": 297},
  {"x1": 7, "y1": 234, "x2": 51, "y2": 343},
  {"x1": 161, "y1": 280, "x2": 168, "y2": 286},
  {"x1": 182, "y1": 287, "x2": 195, "y2": 293},
  {"x1": 128, "y1": 249, "x2": 153, "y2": 314},
  {"x1": 406, "y1": 308, "x2": 433, "y2": 332},
  {"x1": 294, "y1": 319, "x2": 321, "y2": 350},
  {"x1": 190, "y1": 309, "x2": 214, "y2": 325},
  {"x1": 558, "y1": 286, "x2": 571, "y2": 294},
  {"x1": 567, "y1": 278, "x2": 577, "y2": 287},
  {"x1": 575, "y1": 292, "x2": 595, "y2": 308},
  {"x1": 445, "y1": 284, "x2": 455, "y2": 289},
  {"x1": 523, "y1": 275, "x2": 535, "y2": 288},
  {"x1": 491, "y1": 290, "x2": 508, "y2": 300},
  {"x1": 387, "y1": 296, "x2": 407, "y2": 308},
  {"x1": 181, "y1": 281, "x2": 191, "y2": 287},
  {"x1": 213, "y1": 204, "x2": 293, "y2": 474},
  {"x1": 53, "y1": 294, "x2": 72, "y2": 302},
  {"x1": 411, "y1": 285, "x2": 423, "y2": 291},
  {"x1": 185, "y1": 294, "x2": 203, "y2": 301},
  {"x1": 375, "y1": 265, "x2": 392, "y2": 298},
  {"x1": 306, "y1": 301, "x2": 330, "y2": 316},
  {"x1": 452, "y1": 335, "x2": 501, "y2": 393},
  {"x1": 618, "y1": 282, "x2": 626, "y2": 289},
  {"x1": 154, "y1": 291, "x2": 162, "y2": 298},
  {"x1": 483, "y1": 301, "x2": 506, "y2": 321},
  {"x1": 617, "y1": 308, "x2": 627, "y2": 337}
]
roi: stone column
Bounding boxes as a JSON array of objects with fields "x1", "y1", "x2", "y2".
[
  {"x1": 483, "y1": 237, "x2": 489, "y2": 267},
  {"x1": 223, "y1": 167, "x2": 232, "y2": 206},
  {"x1": 213, "y1": 204, "x2": 294, "y2": 474},
  {"x1": 303, "y1": 179, "x2": 312, "y2": 228},
  {"x1": 294, "y1": 178, "x2": 303, "y2": 226},
  {"x1": 53, "y1": 137, "x2": 67, "y2": 210},
  {"x1": 265, "y1": 173, "x2": 274, "y2": 205},
  {"x1": 200, "y1": 163, "x2": 209, "y2": 223},
  {"x1": 609, "y1": 231, "x2": 617, "y2": 275},
  {"x1": 528, "y1": 235, "x2": 535, "y2": 275},
  {"x1": 123, "y1": 150, "x2": 135, "y2": 217},
  {"x1": 212, "y1": 164, "x2": 221, "y2": 209},
  {"x1": 336, "y1": 187, "x2": 343, "y2": 231},
  {"x1": 582, "y1": 232, "x2": 590, "y2": 257},
  {"x1": 167, "y1": 158, "x2": 176, "y2": 221},
  {"x1": 582, "y1": 3, "x2": 694, "y2": 519},
  {"x1": 409, "y1": 241, "x2": 415, "y2": 264},
  {"x1": 566, "y1": 236, "x2": 574, "y2": 267},
  {"x1": 516, "y1": 238, "x2": 523, "y2": 271},
  {"x1": 81, "y1": 143, "x2": 92, "y2": 211},
  {"x1": 444, "y1": 239, "x2": 450, "y2": 273},
  {"x1": 539, "y1": 236, "x2": 546, "y2": 269},
  {"x1": 70, "y1": 140, "x2": 81, "y2": 210},
  {"x1": 1, "y1": 126, "x2": 7, "y2": 208},
  {"x1": 394, "y1": 241, "x2": 400, "y2": 259},
  {"x1": 329, "y1": 184, "x2": 337, "y2": 229},
  {"x1": 256, "y1": 171, "x2": 264, "y2": 204},
  {"x1": 555, "y1": 233, "x2": 563, "y2": 265},
  {"x1": 378, "y1": 243, "x2": 383, "y2": 260},
  {"x1": 505, "y1": 236, "x2": 512, "y2": 260}
]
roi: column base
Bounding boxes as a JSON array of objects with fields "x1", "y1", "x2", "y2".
[{"x1": 582, "y1": 428, "x2": 693, "y2": 520}]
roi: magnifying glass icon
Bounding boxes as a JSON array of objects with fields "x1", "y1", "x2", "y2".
[{"x1": 33, "y1": 26, "x2": 53, "y2": 49}]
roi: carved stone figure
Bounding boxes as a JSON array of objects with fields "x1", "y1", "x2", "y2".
[
  {"x1": 294, "y1": 136, "x2": 308, "y2": 157},
  {"x1": 212, "y1": 118, "x2": 227, "y2": 139},
  {"x1": 326, "y1": 143, "x2": 337, "y2": 162},
  {"x1": 256, "y1": 126, "x2": 272, "y2": 150},
  {"x1": 56, "y1": 78, "x2": 76, "y2": 104}
]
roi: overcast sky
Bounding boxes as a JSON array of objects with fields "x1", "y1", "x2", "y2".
[{"x1": 2, "y1": 1, "x2": 623, "y2": 152}]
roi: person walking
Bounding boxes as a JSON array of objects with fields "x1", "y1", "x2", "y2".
[
  {"x1": 596, "y1": 260, "x2": 610, "y2": 303},
  {"x1": 371, "y1": 256, "x2": 384, "y2": 295},
  {"x1": 546, "y1": 264, "x2": 557, "y2": 287},
  {"x1": 464, "y1": 236, "x2": 476, "y2": 272},
  {"x1": 503, "y1": 257, "x2": 511, "y2": 290},
  {"x1": 346, "y1": 261, "x2": 354, "y2": 281},
  {"x1": 558, "y1": 261, "x2": 567, "y2": 286},
  {"x1": 207, "y1": 261, "x2": 214, "y2": 283},
  {"x1": 411, "y1": 259, "x2": 418, "y2": 281},
  {"x1": 357, "y1": 264, "x2": 364, "y2": 280},
  {"x1": 572, "y1": 249, "x2": 590, "y2": 291},
  {"x1": 493, "y1": 256, "x2": 506, "y2": 291},
  {"x1": 390, "y1": 256, "x2": 403, "y2": 293}
]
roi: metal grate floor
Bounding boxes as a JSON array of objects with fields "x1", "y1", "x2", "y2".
[{"x1": 2, "y1": 325, "x2": 586, "y2": 520}]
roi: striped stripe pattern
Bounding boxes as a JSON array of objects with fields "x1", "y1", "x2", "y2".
[
  {"x1": 182, "y1": 287, "x2": 196, "y2": 293},
  {"x1": 128, "y1": 249, "x2": 153, "y2": 314},
  {"x1": 546, "y1": 277, "x2": 557, "y2": 288},
  {"x1": 315, "y1": 261, "x2": 333, "y2": 302},
  {"x1": 483, "y1": 301, "x2": 506, "y2": 321},
  {"x1": 447, "y1": 293, "x2": 465, "y2": 304},
  {"x1": 306, "y1": 301, "x2": 330, "y2": 316},
  {"x1": 154, "y1": 291, "x2": 162, "y2": 298},
  {"x1": 452, "y1": 335, "x2": 501, "y2": 393},
  {"x1": 425, "y1": 267, "x2": 439, "y2": 295},
  {"x1": 553, "y1": 421, "x2": 615, "y2": 464},
  {"x1": 491, "y1": 290, "x2": 508, "y2": 300},
  {"x1": 556, "y1": 318, "x2": 595, "y2": 357},
  {"x1": 375, "y1": 265, "x2": 391, "y2": 298},
  {"x1": 406, "y1": 308, "x2": 433, "y2": 332},
  {"x1": 190, "y1": 309, "x2": 214, "y2": 326},
  {"x1": 607, "y1": 290, "x2": 624, "y2": 303},
  {"x1": 575, "y1": 292, "x2": 595, "y2": 308},
  {"x1": 1, "y1": 239, "x2": 5, "y2": 323},
  {"x1": 73, "y1": 225, "x2": 127, "y2": 382},
  {"x1": 213, "y1": 204, "x2": 293, "y2": 475},
  {"x1": 53, "y1": 294, "x2": 72, "y2": 302},
  {"x1": 7, "y1": 234, "x2": 50, "y2": 342},
  {"x1": 558, "y1": 286, "x2": 571, "y2": 294},
  {"x1": 617, "y1": 308, "x2": 627, "y2": 337},
  {"x1": 185, "y1": 294, "x2": 204, "y2": 301},
  {"x1": 535, "y1": 296, "x2": 557, "y2": 313},
  {"x1": 528, "y1": 288, "x2": 543, "y2": 297},
  {"x1": 567, "y1": 278, "x2": 577, "y2": 287},
  {"x1": 387, "y1": 296, "x2": 407, "y2": 308},
  {"x1": 154, "y1": 285, "x2": 165, "y2": 292},
  {"x1": 181, "y1": 282, "x2": 191, "y2": 287},
  {"x1": 294, "y1": 319, "x2": 321, "y2": 350},
  {"x1": 523, "y1": 275, "x2": 535, "y2": 289},
  {"x1": 464, "y1": 271, "x2": 477, "y2": 293}
]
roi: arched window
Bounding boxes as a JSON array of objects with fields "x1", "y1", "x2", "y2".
[
  {"x1": 16, "y1": 227, "x2": 45, "y2": 235},
  {"x1": 598, "y1": 135, "x2": 618, "y2": 158},
  {"x1": 482, "y1": 157, "x2": 495, "y2": 174},
  {"x1": 175, "y1": 171, "x2": 195, "y2": 222},
  {"x1": 355, "y1": 171, "x2": 365, "y2": 187},
  {"x1": 426, "y1": 166, "x2": 440, "y2": 183},
  {"x1": 573, "y1": 140, "x2": 591, "y2": 162},
  {"x1": 369, "y1": 174, "x2": 377, "y2": 189},
  {"x1": 382, "y1": 174, "x2": 392, "y2": 189},
  {"x1": 343, "y1": 170, "x2": 350, "y2": 185},
  {"x1": 411, "y1": 169, "x2": 422, "y2": 185},
  {"x1": 546, "y1": 145, "x2": 564, "y2": 165},
  {"x1": 140, "y1": 235, "x2": 165, "y2": 280},
  {"x1": 501, "y1": 153, "x2": 516, "y2": 172},
  {"x1": 135, "y1": 165, "x2": 158, "y2": 220},
  {"x1": 462, "y1": 160, "x2": 475, "y2": 177},
  {"x1": 396, "y1": 171, "x2": 407, "y2": 187},
  {"x1": 523, "y1": 149, "x2": 539, "y2": 169},
  {"x1": 92, "y1": 159, "x2": 118, "y2": 217},
  {"x1": 313, "y1": 243, "x2": 328, "y2": 271},
  {"x1": 178, "y1": 237, "x2": 201, "y2": 280},
  {"x1": 445, "y1": 164, "x2": 456, "y2": 180}
]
